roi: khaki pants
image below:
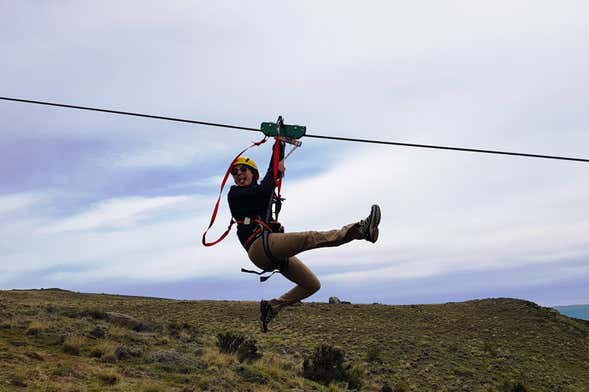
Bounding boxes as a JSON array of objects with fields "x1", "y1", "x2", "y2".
[{"x1": 247, "y1": 222, "x2": 362, "y2": 309}]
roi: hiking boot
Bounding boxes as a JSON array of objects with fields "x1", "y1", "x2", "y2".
[
  {"x1": 260, "y1": 300, "x2": 277, "y2": 333},
  {"x1": 358, "y1": 204, "x2": 381, "y2": 243}
]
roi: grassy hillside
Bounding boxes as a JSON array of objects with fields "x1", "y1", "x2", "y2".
[{"x1": 1, "y1": 289, "x2": 588, "y2": 391}]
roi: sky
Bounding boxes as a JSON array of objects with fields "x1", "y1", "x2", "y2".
[{"x1": 1, "y1": 1, "x2": 588, "y2": 306}]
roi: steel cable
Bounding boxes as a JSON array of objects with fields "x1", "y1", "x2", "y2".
[{"x1": 1, "y1": 96, "x2": 588, "y2": 163}]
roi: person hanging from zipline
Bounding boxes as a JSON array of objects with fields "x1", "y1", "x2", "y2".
[{"x1": 226, "y1": 141, "x2": 381, "y2": 332}]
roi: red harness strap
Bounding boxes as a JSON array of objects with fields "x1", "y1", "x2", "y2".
[
  {"x1": 201, "y1": 137, "x2": 268, "y2": 247},
  {"x1": 272, "y1": 136, "x2": 282, "y2": 198},
  {"x1": 240, "y1": 219, "x2": 274, "y2": 249}
]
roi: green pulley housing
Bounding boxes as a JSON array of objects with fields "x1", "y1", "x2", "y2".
[{"x1": 261, "y1": 120, "x2": 306, "y2": 140}]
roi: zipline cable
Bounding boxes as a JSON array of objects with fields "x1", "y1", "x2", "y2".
[
  {"x1": 0, "y1": 96, "x2": 260, "y2": 133},
  {"x1": 303, "y1": 134, "x2": 589, "y2": 163},
  {"x1": 1, "y1": 96, "x2": 588, "y2": 163}
]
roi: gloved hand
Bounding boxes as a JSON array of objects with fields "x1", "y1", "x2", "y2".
[{"x1": 269, "y1": 221, "x2": 284, "y2": 233}]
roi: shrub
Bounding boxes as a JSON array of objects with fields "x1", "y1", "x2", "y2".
[
  {"x1": 237, "y1": 339, "x2": 262, "y2": 363},
  {"x1": 302, "y1": 344, "x2": 347, "y2": 385},
  {"x1": 501, "y1": 381, "x2": 528, "y2": 392},
  {"x1": 216, "y1": 332, "x2": 245, "y2": 354},
  {"x1": 346, "y1": 364, "x2": 366, "y2": 390},
  {"x1": 380, "y1": 383, "x2": 393, "y2": 392}
]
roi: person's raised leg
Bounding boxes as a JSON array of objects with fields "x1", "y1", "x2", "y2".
[
  {"x1": 267, "y1": 204, "x2": 381, "y2": 259},
  {"x1": 267, "y1": 223, "x2": 360, "y2": 259}
]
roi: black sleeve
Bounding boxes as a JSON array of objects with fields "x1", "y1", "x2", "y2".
[{"x1": 259, "y1": 140, "x2": 285, "y2": 190}]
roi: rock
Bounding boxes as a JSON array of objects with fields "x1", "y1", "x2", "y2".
[
  {"x1": 106, "y1": 312, "x2": 155, "y2": 332},
  {"x1": 150, "y1": 349, "x2": 189, "y2": 365},
  {"x1": 194, "y1": 347, "x2": 204, "y2": 357},
  {"x1": 89, "y1": 326, "x2": 106, "y2": 338},
  {"x1": 25, "y1": 351, "x2": 44, "y2": 361},
  {"x1": 115, "y1": 345, "x2": 143, "y2": 360},
  {"x1": 329, "y1": 297, "x2": 351, "y2": 304},
  {"x1": 215, "y1": 379, "x2": 231, "y2": 388}
]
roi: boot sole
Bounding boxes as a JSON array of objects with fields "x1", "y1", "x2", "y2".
[{"x1": 368, "y1": 205, "x2": 381, "y2": 243}]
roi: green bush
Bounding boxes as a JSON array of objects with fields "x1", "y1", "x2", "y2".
[
  {"x1": 216, "y1": 331, "x2": 245, "y2": 353},
  {"x1": 302, "y1": 344, "x2": 347, "y2": 385},
  {"x1": 346, "y1": 364, "x2": 366, "y2": 390},
  {"x1": 380, "y1": 383, "x2": 393, "y2": 392},
  {"x1": 502, "y1": 381, "x2": 528, "y2": 392},
  {"x1": 237, "y1": 339, "x2": 262, "y2": 363}
]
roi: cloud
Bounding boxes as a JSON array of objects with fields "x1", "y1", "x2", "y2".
[
  {"x1": 5, "y1": 141, "x2": 586, "y2": 295},
  {"x1": 0, "y1": 190, "x2": 247, "y2": 283},
  {"x1": 106, "y1": 131, "x2": 237, "y2": 169},
  {"x1": 1, "y1": 2, "x2": 588, "y2": 304},
  {"x1": 40, "y1": 195, "x2": 193, "y2": 234},
  {"x1": 275, "y1": 145, "x2": 589, "y2": 282},
  {"x1": 0, "y1": 193, "x2": 42, "y2": 216}
]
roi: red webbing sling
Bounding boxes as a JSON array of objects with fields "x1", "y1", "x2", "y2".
[
  {"x1": 201, "y1": 136, "x2": 268, "y2": 246},
  {"x1": 272, "y1": 136, "x2": 282, "y2": 197}
]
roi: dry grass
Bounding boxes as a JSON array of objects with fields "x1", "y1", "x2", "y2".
[
  {"x1": 62, "y1": 335, "x2": 87, "y2": 355},
  {"x1": 89, "y1": 340, "x2": 118, "y2": 359},
  {"x1": 25, "y1": 320, "x2": 49, "y2": 336},
  {"x1": 1, "y1": 289, "x2": 588, "y2": 391}
]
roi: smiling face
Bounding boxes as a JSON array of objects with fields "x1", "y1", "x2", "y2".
[{"x1": 232, "y1": 164, "x2": 255, "y2": 187}]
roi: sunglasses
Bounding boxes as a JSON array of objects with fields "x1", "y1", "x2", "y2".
[{"x1": 231, "y1": 166, "x2": 250, "y2": 175}]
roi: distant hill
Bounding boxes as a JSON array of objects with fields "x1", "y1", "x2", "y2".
[
  {"x1": 1, "y1": 289, "x2": 588, "y2": 391},
  {"x1": 554, "y1": 304, "x2": 589, "y2": 321}
]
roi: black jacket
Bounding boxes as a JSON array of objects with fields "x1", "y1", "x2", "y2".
[{"x1": 228, "y1": 143, "x2": 284, "y2": 249}]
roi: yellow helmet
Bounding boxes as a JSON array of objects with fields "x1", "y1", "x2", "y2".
[{"x1": 233, "y1": 156, "x2": 258, "y2": 172}]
